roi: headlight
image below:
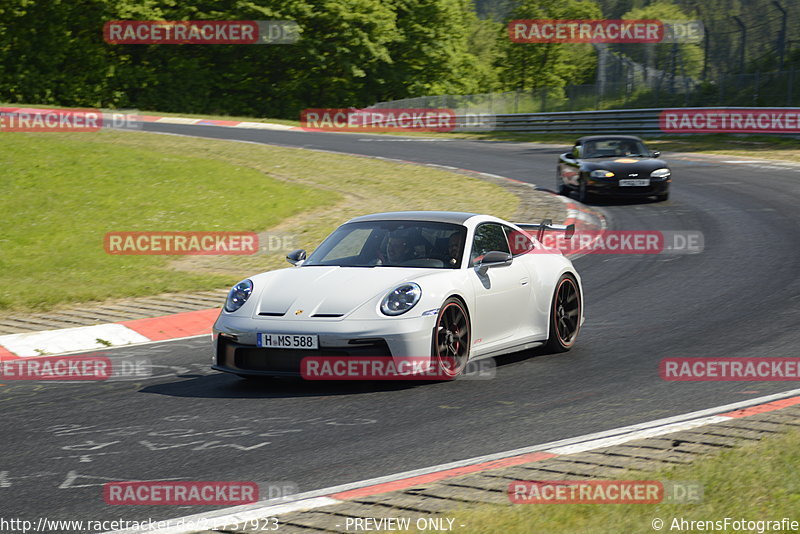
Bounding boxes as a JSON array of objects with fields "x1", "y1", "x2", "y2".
[
  {"x1": 380, "y1": 283, "x2": 421, "y2": 316},
  {"x1": 590, "y1": 170, "x2": 615, "y2": 178},
  {"x1": 651, "y1": 168, "x2": 671, "y2": 178},
  {"x1": 225, "y1": 279, "x2": 253, "y2": 312}
]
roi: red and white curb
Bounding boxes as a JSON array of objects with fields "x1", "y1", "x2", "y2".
[
  {"x1": 108, "y1": 389, "x2": 800, "y2": 533},
  {"x1": 0, "y1": 308, "x2": 219, "y2": 359},
  {"x1": 140, "y1": 115, "x2": 303, "y2": 131}
]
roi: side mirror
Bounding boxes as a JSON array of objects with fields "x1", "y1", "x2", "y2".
[
  {"x1": 562, "y1": 152, "x2": 574, "y2": 160},
  {"x1": 286, "y1": 249, "x2": 306, "y2": 266},
  {"x1": 651, "y1": 150, "x2": 661, "y2": 158},
  {"x1": 476, "y1": 251, "x2": 513, "y2": 274}
]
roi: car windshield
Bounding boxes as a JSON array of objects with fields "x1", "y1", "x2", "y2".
[
  {"x1": 303, "y1": 220, "x2": 467, "y2": 269},
  {"x1": 582, "y1": 138, "x2": 649, "y2": 158}
]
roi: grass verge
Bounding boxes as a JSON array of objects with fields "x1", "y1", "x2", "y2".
[
  {"x1": 0, "y1": 130, "x2": 518, "y2": 312},
  {"x1": 390, "y1": 427, "x2": 800, "y2": 533}
]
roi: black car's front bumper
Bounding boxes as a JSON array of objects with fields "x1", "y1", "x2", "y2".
[{"x1": 586, "y1": 177, "x2": 670, "y2": 197}]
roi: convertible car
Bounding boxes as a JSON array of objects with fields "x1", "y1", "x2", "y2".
[
  {"x1": 212, "y1": 211, "x2": 583, "y2": 379},
  {"x1": 557, "y1": 135, "x2": 671, "y2": 201}
]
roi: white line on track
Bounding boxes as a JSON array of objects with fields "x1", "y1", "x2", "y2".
[{"x1": 107, "y1": 387, "x2": 800, "y2": 533}]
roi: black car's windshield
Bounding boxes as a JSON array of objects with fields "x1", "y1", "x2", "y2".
[
  {"x1": 303, "y1": 220, "x2": 467, "y2": 269},
  {"x1": 582, "y1": 138, "x2": 650, "y2": 159}
]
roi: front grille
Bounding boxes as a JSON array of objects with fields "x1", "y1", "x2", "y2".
[{"x1": 218, "y1": 337, "x2": 392, "y2": 375}]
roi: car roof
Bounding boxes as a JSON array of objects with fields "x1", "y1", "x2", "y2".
[
  {"x1": 347, "y1": 211, "x2": 478, "y2": 225},
  {"x1": 576, "y1": 135, "x2": 644, "y2": 144}
]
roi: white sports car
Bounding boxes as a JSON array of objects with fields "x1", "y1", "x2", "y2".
[{"x1": 212, "y1": 211, "x2": 583, "y2": 379}]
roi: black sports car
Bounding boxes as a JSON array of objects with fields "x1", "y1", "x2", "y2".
[{"x1": 556, "y1": 135, "x2": 671, "y2": 202}]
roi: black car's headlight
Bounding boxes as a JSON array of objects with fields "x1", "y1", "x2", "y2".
[
  {"x1": 590, "y1": 169, "x2": 615, "y2": 178},
  {"x1": 225, "y1": 279, "x2": 253, "y2": 312},
  {"x1": 651, "y1": 168, "x2": 671, "y2": 178},
  {"x1": 380, "y1": 283, "x2": 421, "y2": 316}
]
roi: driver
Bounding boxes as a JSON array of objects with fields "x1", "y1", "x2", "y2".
[
  {"x1": 447, "y1": 233, "x2": 463, "y2": 266},
  {"x1": 617, "y1": 141, "x2": 636, "y2": 156},
  {"x1": 384, "y1": 229, "x2": 415, "y2": 264}
]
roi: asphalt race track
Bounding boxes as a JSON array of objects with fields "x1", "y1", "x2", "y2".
[{"x1": 3, "y1": 124, "x2": 800, "y2": 529}]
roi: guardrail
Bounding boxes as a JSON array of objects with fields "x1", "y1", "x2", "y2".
[
  {"x1": 453, "y1": 107, "x2": 800, "y2": 135},
  {"x1": 460, "y1": 108, "x2": 662, "y2": 134}
]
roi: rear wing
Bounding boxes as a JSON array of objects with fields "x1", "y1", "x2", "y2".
[{"x1": 514, "y1": 219, "x2": 575, "y2": 241}]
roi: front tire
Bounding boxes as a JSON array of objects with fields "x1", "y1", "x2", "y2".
[
  {"x1": 432, "y1": 297, "x2": 471, "y2": 378},
  {"x1": 545, "y1": 274, "x2": 581, "y2": 353},
  {"x1": 656, "y1": 191, "x2": 670, "y2": 201},
  {"x1": 578, "y1": 179, "x2": 590, "y2": 203},
  {"x1": 556, "y1": 169, "x2": 568, "y2": 195}
]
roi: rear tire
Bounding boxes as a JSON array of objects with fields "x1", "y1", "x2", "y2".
[{"x1": 545, "y1": 274, "x2": 582, "y2": 353}]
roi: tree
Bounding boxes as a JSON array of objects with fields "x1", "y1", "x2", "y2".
[
  {"x1": 497, "y1": 0, "x2": 602, "y2": 91},
  {"x1": 615, "y1": 1, "x2": 703, "y2": 79}
]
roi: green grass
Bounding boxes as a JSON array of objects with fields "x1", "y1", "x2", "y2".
[
  {"x1": 389, "y1": 428, "x2": 800, "y2": 533},
  {"x1": 0, "y1": 133, "x2": 327, "y2": 311},
  {"x1": 0, "y1": 130, "x2": 518, "y2": 312}
]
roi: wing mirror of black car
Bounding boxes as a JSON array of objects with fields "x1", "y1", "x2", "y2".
[
  {"x1": 477, "y1": 251, "x2": 513, "y2": 274},
  {"x1": 651, "y1": 150, "x2": 661, "y2": 158},
  {"x1": 562, "y1": 152, "x2": 575, "y2": 160},
  {"x1": 286, "y1": 249, "x2": 307, "y2": 265}
]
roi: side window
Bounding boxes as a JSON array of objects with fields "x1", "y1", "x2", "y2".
[
  {"x1": 470, "y1": 223, "x2": 510, "y2": 265},
  {"x1": 504, "y1": 225, "x2": 535, "y2": 256}
]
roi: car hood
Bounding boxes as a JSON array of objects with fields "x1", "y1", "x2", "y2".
[
  {"x1": 251, "y1": 266, "x2": 432, "y2": 318},
  {"x1": 582, "y1": 158, "x2": 668, "y2": 173}
]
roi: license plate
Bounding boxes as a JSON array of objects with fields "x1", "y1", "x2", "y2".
[
  {"x1": 619, "y1": 178, "x2": 650, "y2": 186},
  {"x1": 258, "y1": 333, "x2": 318, "y2": 349}
]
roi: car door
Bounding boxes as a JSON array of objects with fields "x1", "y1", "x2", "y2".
[
  {"x1": 504, "y1": 225, "x2": 547, "y2": 340},
  {"x1": 469, "y1": 223, "x2": 531, "y2": 348}
]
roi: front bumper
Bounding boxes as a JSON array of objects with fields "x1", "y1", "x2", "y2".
[
  {"x1": 212, "y1": 312, "x2": 436, "y2": 377},
  {"x1": 587, "y1": 177, "x2": 670, "y2": 197}
]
